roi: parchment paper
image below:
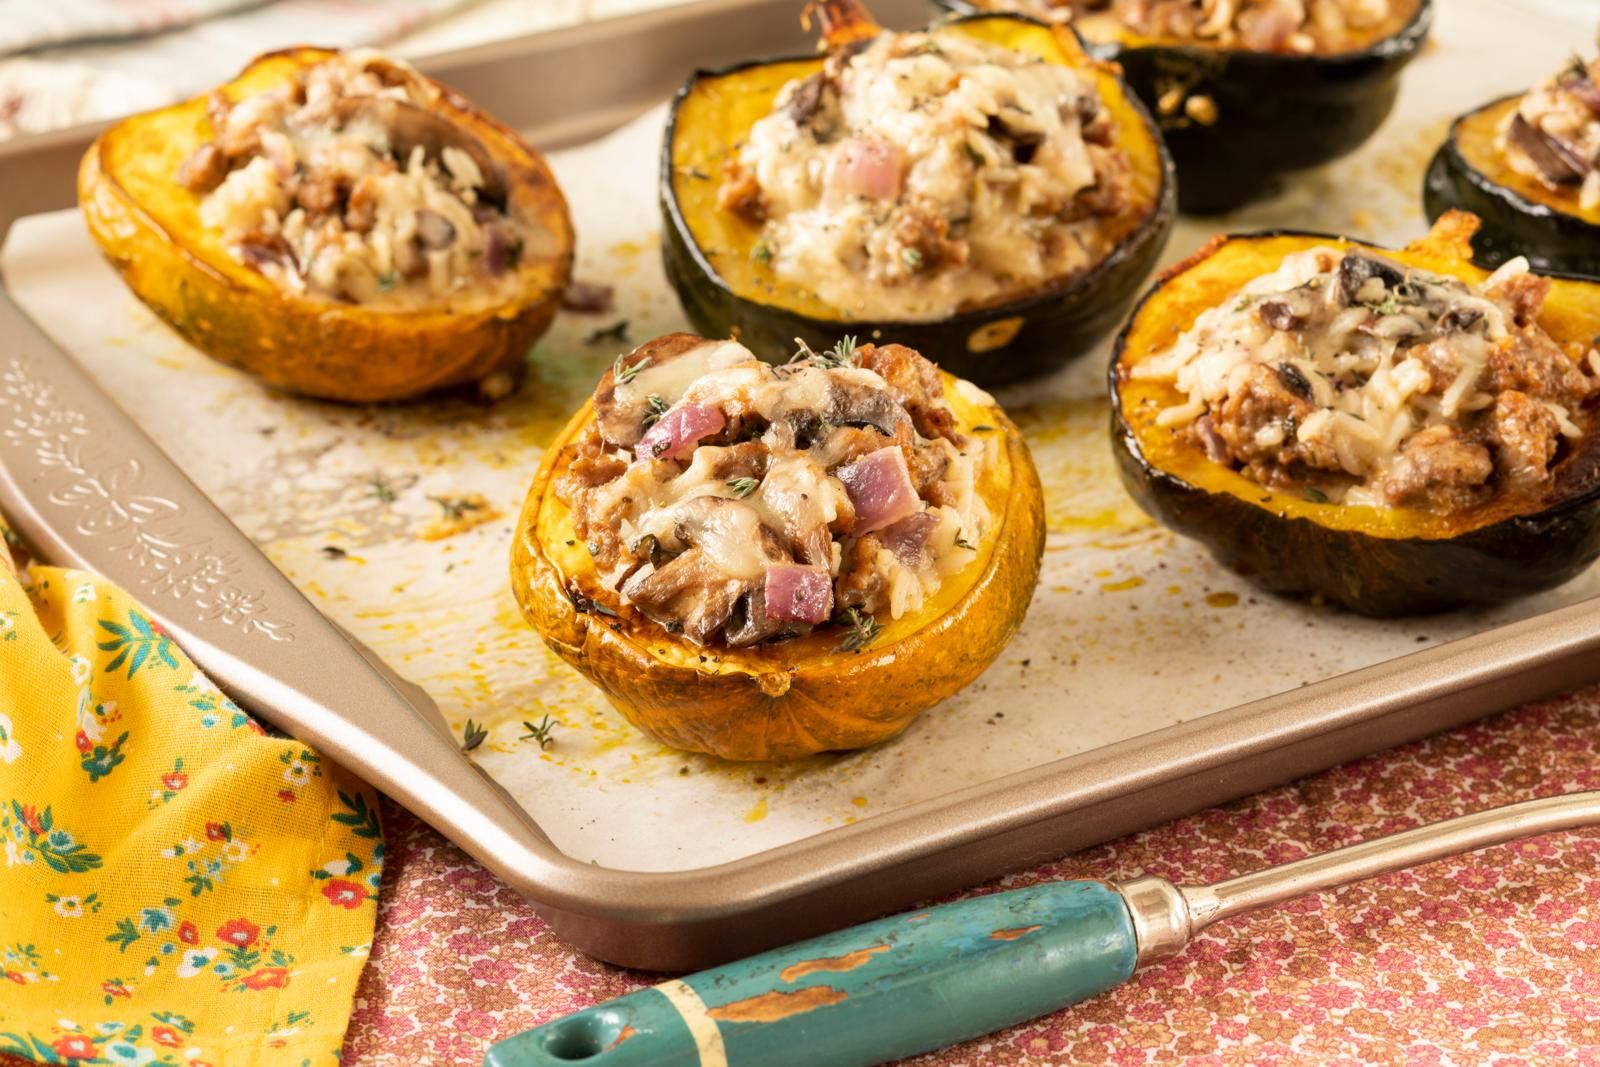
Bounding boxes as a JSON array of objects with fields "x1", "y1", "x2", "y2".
[{"x1": 3, "y1": 0, "x2": 1591, "y2": 871}]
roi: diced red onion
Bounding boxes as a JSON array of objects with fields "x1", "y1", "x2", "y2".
[
  {"x1": 635, "y1": 403, "x2": 726, "y2": 462},
  {"x1": 483, "y1": 224, "x2": 509, "y2": 275},
  {"x1": 1237, "y1": 5, "x2": 1298, "y2": 51},
  {"x1": 836, "y1": 447, "x2": 920, "y2": 534},
  {"x1": 832, "y1": 138, "x2": 905, "y2": 201},
  {"x1": 764, "y1": 565, "x2": 833, "y2": 624},
  {"x1": 882, "y1": 511, "x2": 938, "y2": 565}
]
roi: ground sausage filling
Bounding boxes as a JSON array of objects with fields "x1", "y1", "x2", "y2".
[
  {"x1": 556, "y1": 335, "x2": 993, "y2": 647},
  {"x1": 1133, "y1": 248, "x2": 1599, "y2": 514},
  {"x1": 972, "y1": 0, "x2": 1413, "y2": 54},
  {"x1": 1500, "y1": 40, "x2": 1600, "y2": 211},
  {"x1": 179, "y1": 50, "x2": 527, "y2": 309},
  {"x1": 719, "y1": 26, "x2": 1136, "y2": 321}
]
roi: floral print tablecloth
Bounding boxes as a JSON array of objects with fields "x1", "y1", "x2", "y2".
[{"x1": 342, "y1": 686, "x2": 1600, "y2": 1066}]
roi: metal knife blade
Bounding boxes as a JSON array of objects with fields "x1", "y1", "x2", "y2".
[{"x1": 0, "y1": 291, "x2": 562, "y2": 884}]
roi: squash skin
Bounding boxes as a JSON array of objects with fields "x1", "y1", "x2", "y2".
[
  {"x1": 1110, "y1": 216, "x2": 1600, "y2": 617},
  {"x1": 510, "y1": 373, "x2": 1046, "y2": 761},
  {"x1": 1424, "y1": 94, "x2": 1600, "y2": 277},
  {"x1": 938, "y1": 0, "x2": 1432, "y2": 214},
  {"x1": 78, "y1": 47, "x2": 574, "y2": 404},
  {"x1": 659, "y1": 15, "x2": 1175, "y2": 388}
]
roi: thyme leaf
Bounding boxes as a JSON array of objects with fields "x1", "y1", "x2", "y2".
[
  {"x1": 367, "y1": 475, "x2": 397, "y2": 504},
  {"x1": 836, "y1": 607, "x2": 882, "y2": 653},
  {"x1": 726, "y1": 477, "x2": 760, "y2": 499},
  {"x1": 565, "y1": 583, "x2": 619, "y2": 617},
  {"x1": 632, "y1": 533, "x2": 661, "y2": 566},
  {"x1": 641, "y1": 393, "x2": 670, "y2": 430},
  {"x1": 520, "y1": 715, "x2": 559, "y2": 750},
  {"x1": 1304, "y1": 488, "x2": 1330, "y2": 504},
  {"x1": 460, "y1": 719, "x2": 489, "y2": 752},
  {"x1": 613, "y1": 352, "x2": 651, "y2": 385}
]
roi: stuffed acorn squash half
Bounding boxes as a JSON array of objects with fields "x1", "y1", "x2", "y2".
[
  {"x1": 1425, "y1": 42, "x2": 1600, "y2": 277},
  {"x1": 942, "y1": 0, "x2": 1432, "y2": 214},
  {"x1": 79, "y1": 47, "x2": 574, "y2": 403},
  {"x1": 660, "y1": 0, "x2": 1174, "y2": 388},
  {"x1": 1113, "y1": 211, "x2": 1600, "y2": 616},
  {"x1": 511, "y1": 333, "x2": 1045, "y2": 761}
]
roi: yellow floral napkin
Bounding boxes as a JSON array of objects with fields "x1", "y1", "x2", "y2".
[{"x1": 0, "y1": 532, "x2": 382, "y2": 1066}]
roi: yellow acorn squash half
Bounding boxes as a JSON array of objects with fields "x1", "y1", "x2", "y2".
[
  {"x1": 511, "y1": 335, "x2": 1046, "y2": 761},
  {"x1": 79, "y1": 47, "x2": 574, "y2": 403}
]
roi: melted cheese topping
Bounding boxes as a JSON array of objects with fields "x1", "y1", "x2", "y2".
[
  {"x1": 736, "y1": 29, "x2": 1130, "y2": 321},
  {"x1": 192, "y1": 50, "x2": 528, "y2": 310},
  {"x1": 1134, "y1": 249, "x2": 1587, "y2": 508},
  {"x1": 591, "y1": 342, "x2": 989, "y2": 637}
]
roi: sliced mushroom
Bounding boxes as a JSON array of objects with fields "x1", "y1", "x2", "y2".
[
  {"x1": 323, "y1": 96, "x2": 508, "y2": 205},
  {"x1": 177, "y1": 142, "x2": 229, "y2": 193},
  {"x1": 1336, "y1": 252, "x2": 1405, "y2": 304},
  {"x1": 823, "y1": 378, "x2": 907, "y2": 437},
  {"x1": 414, "y1": 208, "x2": 457, "y2": 250},
  {"x1": 786, "y1": 72, "x2": 828, "y2": 126},
  {"x1": 1258, "y1": 299, "x2": 1305, "y2": 332},
  {"x1": 1506, "y1": 113, "x2": 1588, "y2": 186}
]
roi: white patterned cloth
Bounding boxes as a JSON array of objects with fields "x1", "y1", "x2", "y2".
[
  {"x1": 0, "y1": 0, "x2": 481, "y2": 141},
  {"x1": 0, "y1": 0, "x2": 265, "y2": 55}
]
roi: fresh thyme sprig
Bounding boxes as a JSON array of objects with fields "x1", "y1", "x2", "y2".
[
  {"x1": 837, "y1": 607, "x2": 882, "y2": 653},
  {"x1": 642, "y1": 393, "x2": 670, "y2": 430},
  {"x1": 613, "y1": 353, "x2": 652, "y2": 385},
  {"x1": 367, "y1": 474, "x2": 397, "y2": 504},
  {"x1": 460, "y1": 719, "x2": 489, "y2": 752},
  {"x1": 520, "y1": 715, "x2": 559, "y2": 750},
  {"x1": 726, "y1": 477, "x2": 760, "y2": 499},
  {"x1": 796, "y1": 334, "x2": 861, "y2": 370}
]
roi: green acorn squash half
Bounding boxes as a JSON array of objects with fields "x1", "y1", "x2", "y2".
[
  {"x1": 1424, "y1": 93, "x2": 1600, "y2": 277},
  {"x1": 938, "y1": 0, "x2": 1432, "y2": 214},
  {"x1": 1111, "y1": 212, "x2": 1600, "y2": 617},
  {"x1": 659, "y1": 6, "x2": 1175, "y2": 388}
]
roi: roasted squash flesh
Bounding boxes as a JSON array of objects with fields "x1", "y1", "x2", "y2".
[
  {"x1": 511, "y1": 371, "x2": 1046, "y2": 761},
  {"x1": 1113, "y1": 214, "x2": 1600, "y2": 615},
  {"x1": 79, "y1": 47, "x2": 574, "y2": 403}
]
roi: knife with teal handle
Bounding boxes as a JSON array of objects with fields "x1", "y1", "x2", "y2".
[{"x1": 484, "y1": 791, "x2": 1600, "y2": 1067}]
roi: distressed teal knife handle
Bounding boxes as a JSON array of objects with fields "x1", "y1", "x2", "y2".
[{"x1": 484, "y1": 880, "x2": 1136, "y2": 1067}]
